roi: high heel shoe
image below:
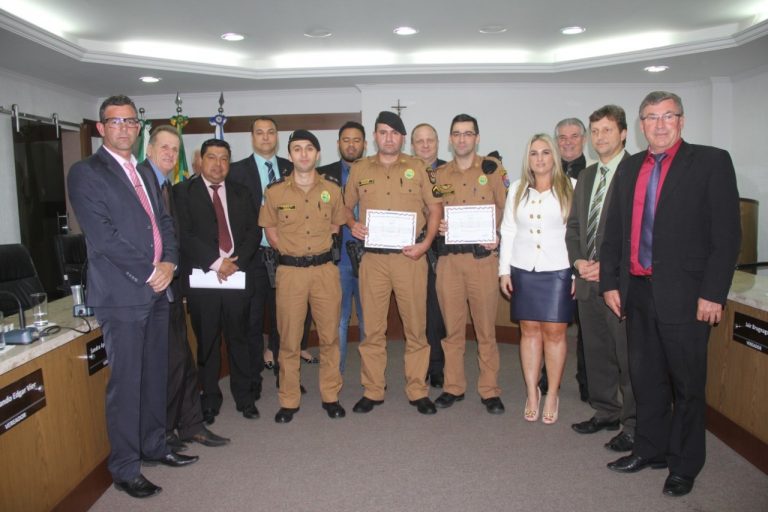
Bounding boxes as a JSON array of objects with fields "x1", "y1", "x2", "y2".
[
  {"x1": 542, "y1": 396, "x2": 559, "y2": 425},
  {"x1": 524, "y1": 388, "x2": 541, "y2": 422}
]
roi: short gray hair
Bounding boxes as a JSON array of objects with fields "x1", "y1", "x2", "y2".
[{"x1": 639, "y1": 91, "x2": 684, "y2": 117}]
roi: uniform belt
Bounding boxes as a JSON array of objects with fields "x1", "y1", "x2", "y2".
[
  {"x1": 439, "y1": 244, "x2": 475, "y2": 255},
  {"x1": 278, "y1": 252, "x2": 333, "y2": 267},
  {"x1": 364, "y1": 247, "x2": 401, "y2": 255}
]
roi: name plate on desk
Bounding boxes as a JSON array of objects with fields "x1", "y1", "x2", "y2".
[
  {"x1": 733, "y1": 312, "x2": 768, "y2": 355},
  {"x1": 86, "y1": 337, "x2": 108, "y2": 375},
  {"x1": 0, "y1": 368, "x2": 46, "y2": 436}
]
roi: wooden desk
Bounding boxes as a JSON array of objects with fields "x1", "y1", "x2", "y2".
[{"x1": 0, "y1": 298, "x2": 109, "y2": 512}]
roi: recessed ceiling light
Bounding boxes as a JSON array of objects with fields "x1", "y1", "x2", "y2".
[
  {"x1": 220, "y1": 32, "x2": 245, "y2": 42},
  {"x1": 644, "y1": 65, "x2": 669, "y2": 73},
  {"x1": 479, "y1": 25, "x2": 507, "y2": 34},
  {"x1": 394, "y1": 26, "x2": 419, "y2": 36},
  {"x1": 560, "y1": 26, "x2": 586, "y2": 35},
  {"x1": 139, "y1": 76, "x2": 161, "y2": 83},
  {"x1": 304, "y1": 28, "x2": 333, "y2": 38}
]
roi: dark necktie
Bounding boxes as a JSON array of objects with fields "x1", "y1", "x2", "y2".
[
  {"x1": 638, "y1": 153, "x2": 667, "y2": 269},
  {"x1": 210, "y1": 184, "x2": 233, "y2": 253},
  {"x1": 586, "y1": 166, "x2": 608, "y2": 260},
  {"x1": 125, "y1": 162, "x2": 162, "y2": 263},
  {"x1": 161, "y1": 180, "x2": 171, "y2": 210},
  {"x1": 266, "y1": 161, "x2": 277, "y2": 184}
]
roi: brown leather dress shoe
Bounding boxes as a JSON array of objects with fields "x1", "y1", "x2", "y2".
[{"x1": 113, "y1": 474, "x2": 162, "y2": 498}]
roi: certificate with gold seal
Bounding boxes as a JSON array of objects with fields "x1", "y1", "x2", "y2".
[
  {"x1": 445, "y1": 205, "x2": 496, "y2": 245},
  {"x1": 365, "y1": 209, "x2": 416, "y2": 249}
]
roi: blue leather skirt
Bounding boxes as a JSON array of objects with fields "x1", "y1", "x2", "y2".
[{"x1": 509, "y1": 266, "x2": 575, "y2": 323}]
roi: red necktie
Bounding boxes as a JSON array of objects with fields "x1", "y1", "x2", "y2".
[
  {"x1": 210, "y1": 184, "x2": 233, "y2": 253},
  {"x1": 124, "y1": 162, "x2": 162, "y2": 263}
]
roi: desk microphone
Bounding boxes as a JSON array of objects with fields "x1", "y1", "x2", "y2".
[{"x1": 0, "y1": 290, "x2": 40, "y2": 345}]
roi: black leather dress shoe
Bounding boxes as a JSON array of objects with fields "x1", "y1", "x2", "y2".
[
  {"x1": 143, "y1": 452, "x2": 199, "y2": 468},
  {"x1": 165, "y1": 432, "x2": 188, "y2": 452},
  {"x1": 409, "y1": 397, "x2": 437, "y2": 415},
  {"x1": 185, "y1": 426, "x2": 230, "y2": 447},
  {"x1": 434, "y1": 392, "x2": 464, "y2": 408},
  {"x1": 607, "y1": 454, "x2": 667, "y2": 473},
  {"x1": 481, "y1": 396, "x2": 505, "y2": 414},
  {"x1": 663, "y1": 474, "x2": 694, "y2": 497},
  {"x1": 605, "y1": 431, "x2": 634, "y2": 452},
  {"x1": 352, "y1": 396, "x2": 384, "y2": 413},
  {"x1": 113, "y1": 474, "x2": 162, "y2": 499},
  {"x1": 274, "y1": 407, "x2": 299, "y2": 423},
  {"x1": 202, "y1": 408, "x2": 217, "y2": 426},
  {"x1": 238, "y1": 403, "x2": 260, "y2": 420},
  {"x1": 322, "y1": 401, "x2": 346, "y2": 419},
  {"x1": 572, "y1": 416, "x2": 620, "y2": 434},
  {"x1": 428, "y1": 372, "x2": 444, "y2": 388}
]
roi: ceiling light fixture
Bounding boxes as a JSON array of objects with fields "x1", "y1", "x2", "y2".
[
  {"x1": 479, "y1": 25, "x2": 507, "y2": 34},
  {"x1": 139, "y1": 76, "x2": 162, "y2": 83},
  {"x1": 220, "y1": 32, "x2": 245, "y2": 42},
  {"x1": 394, "y1": 26, "x2": 419, "y2": 36},
  {"x1": 304, "y1": 28, "x2": 333, "y2": 38},
  {"x1": 644, "y1": 65, "x2": 669, "y2": 73},
  {"x1": 560, "y1": 26, "x2": 586, "y2": 35}
]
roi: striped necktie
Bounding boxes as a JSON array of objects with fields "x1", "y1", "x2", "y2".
[
  {"x1": 124, "y1": 161, "x2": 162, "y2": 263},
  {"x1": 266, "y1": 160, "x2": 277, "y2": 184},
  {"x1": 585, "y1": 166, "x2": 609, "y2": 260}
]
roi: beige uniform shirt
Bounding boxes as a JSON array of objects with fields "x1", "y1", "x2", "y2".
[
  {"x1": 259, "y1": 174, "x2": 346, "y2": 257},
  {"x1": 344, "y1": 153, "x2": 440, "y2": 234}
]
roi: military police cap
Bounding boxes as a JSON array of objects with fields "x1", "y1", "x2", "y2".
[
  {"x1": 288, "y1": 129, "x2": 320, "y2": 151},
  {"x1": 375, "y1": 111, "x2": 406, "y2": 135}
]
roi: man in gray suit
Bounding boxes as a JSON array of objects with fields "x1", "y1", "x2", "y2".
[{"x1": 566, "y1": 105, "x2": 635, "y2": 452}]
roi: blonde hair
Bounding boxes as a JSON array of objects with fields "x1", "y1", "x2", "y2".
[{"x1": 513, "y1": 133, "x2": 573, "y2": 222}]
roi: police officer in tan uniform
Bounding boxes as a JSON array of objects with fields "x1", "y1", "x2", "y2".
[
  {"x1": 344, "y1": 111, "x2": 443, "y2": 415},
  {"x1": 259, "y1": 130, "x2": 347, "y2": 424},
  {"x1": 433, "y1": 114, "x2": 509, "y2": 414}
]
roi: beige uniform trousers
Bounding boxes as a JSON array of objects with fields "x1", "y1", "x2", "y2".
[
  {"x1": 359, "y1": 252, "x2": 430, "y2": 401},
  {"x1": 436, "y1": 253, "x2": 501, "y2": 398},
  {"x1": 276, "y1": 262, "x2": 342, "y2": 408}
]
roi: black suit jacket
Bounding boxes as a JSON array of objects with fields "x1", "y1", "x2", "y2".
[
  {"x1": 173, "y1": 175, "x2": 259, "y2": 296},
  {"x1": 317, "y1": 161, "x2": 343, "y2": 184},
  {"x1": 228, "y1": 155, "x2": 292, "y2": 251},
  {"x1": 566, "y1": 151, "x2": 629, "y2": 300},
  {"x1": 599, "y1": 141, "x2": 741, "y2": 323},
  {"x1": 67, "y1": 147, "x2": 177, "y2": 307}
]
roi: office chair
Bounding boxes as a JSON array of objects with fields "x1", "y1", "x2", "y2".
[
  {"x1": 0, "y1": 243, "x2": 45, "y2": 316},
  {"x1": 53, "y1": 233, "x2": 87, "y2": 292}
]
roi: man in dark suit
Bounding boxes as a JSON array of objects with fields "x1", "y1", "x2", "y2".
[
  {"x1": 318, "y1": 121, "x2": 367, "y2": 373},
  {"x1": 141, "y1": 125, "x2": 229, "y2": 449},
  {"x1": 566, "y1": 105, "x2": 635, "y2": 452},
  {"x1": 68, "y1": 95, "x2": 196, "y2": 500},
  {"x1": 600, "y1": 91, "x2": 741, "y2": 497},
  {"x1": 174, "y1": 139, "x2": 260, "y2": 424},
  {"x1": 229, "y1": 116, "x2": 293, "y2": 395},
  {"x1": 411, "y1": 122, "x2": 446, "y2": 388}
]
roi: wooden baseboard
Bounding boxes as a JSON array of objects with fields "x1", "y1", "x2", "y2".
[
  {"x1": 52, "y1": 459, "x2": 111, "y2": 512},
  {"x1": 707, "y1": 405, "x2": 768, "y2": 475}
]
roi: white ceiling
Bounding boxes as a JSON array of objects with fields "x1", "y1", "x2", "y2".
[{"x1": 1, "y1": 0, "x2": 768, "y2": 96}]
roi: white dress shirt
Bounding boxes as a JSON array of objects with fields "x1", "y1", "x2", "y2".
[{"x1": 498, "y1": 178, "x2": 575, "y2": 274}]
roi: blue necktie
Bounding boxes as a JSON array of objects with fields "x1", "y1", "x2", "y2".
[
  {"x1": 266, "y1": 161, "x2": 276, "y2": 184},
  {"x1": 638, "y1": 153, "x2": 667, "y2": 269}
]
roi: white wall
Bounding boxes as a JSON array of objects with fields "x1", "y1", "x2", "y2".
[{"x1": 0, "y1": 69, "x2": 95, "y2": 244}]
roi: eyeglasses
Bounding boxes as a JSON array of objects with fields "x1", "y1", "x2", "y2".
[
  {"x1": 103, "y1": 117, "x2": 140, "y2": 128},
  {"x1": 641, "y1": 112, "x2": 682, "y2": 123},
  {"x1": 451, "y1": 131, "x2": 476, "y2": 138}
]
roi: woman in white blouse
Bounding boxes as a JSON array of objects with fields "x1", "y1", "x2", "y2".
[{"x1": 498, "y1": 133, "x2": 575, "y2": 425}]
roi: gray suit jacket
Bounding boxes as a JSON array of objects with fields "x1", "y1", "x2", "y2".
[{"x1": 565, "y1": 151, "x2": 629, "y2": 301}]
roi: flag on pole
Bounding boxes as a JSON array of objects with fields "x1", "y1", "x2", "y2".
[
  {"x1": 169, "y1": 113, "x2": 189, "y2": 184},
  {"x1": 135, "y1": 117, "x2": 152, "y2": 162}
]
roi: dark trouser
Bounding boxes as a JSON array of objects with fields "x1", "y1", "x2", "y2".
[
  {"x1": 627, "y1": 277, "x2": 709, "y2": 479},
  {"x1": 578, "y1": 290, "x2": 635, "y2": 433},
  {"x1": 166, "y1": 297, "x2": 204, "y2": 439},
  {"x1": 249, "y1": 256, "x2": 278, "y2": 391},
  {"x1": 97, "y1": 296, "x2": 169, "y2": 482},
  {"x1": 188, "y1": 292, "x2": 253, "y2": 411},
  {"x1": 426, "y1": 265, "x2": 445, "y2": 375}
]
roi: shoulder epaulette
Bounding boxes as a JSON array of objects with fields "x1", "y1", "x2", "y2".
[
  {"x1": 266, "y1": 177, "x2": 285, "y2": 189},
  {"x1": 323, "y1": 173, "x2": 341, "y2": 186},
  {"x1": 481, "y1": 158, "x2": 499, "y2": 175}
]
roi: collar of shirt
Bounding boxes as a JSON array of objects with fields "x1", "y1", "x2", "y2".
[
  {"x1": 146, "y1": 158, "x2": 168, "y2": 187},
  {"x1": 201, "y1": 175, "x2": 226, "y2": 196},
  {"x1": 102, "y1": 145, "x2": 137, "y2": 171},
  {"x1": 253, "y1": 153, "x2": 279, "y2": 178},
  {"x1": 644, "y1": 138, "x2": 683, "y2": 166},
  {"x1": 590, "y1": 150, "x2": 625, "y2": 198}
]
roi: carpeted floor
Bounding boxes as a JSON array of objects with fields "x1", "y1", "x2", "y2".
[{"x1": 91, "y1": 335, "x2": 768, "y2": 512}]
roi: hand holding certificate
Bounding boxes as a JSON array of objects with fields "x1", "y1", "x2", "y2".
[
  {"x1": 444, "y1": 205, "x2": 496, "y2": 245},
  {"x1": 365, "y1": 209, "x2": 417, "y2": 249}
]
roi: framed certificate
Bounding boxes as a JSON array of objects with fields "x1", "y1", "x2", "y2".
[
  {"x1": 365, "y1": 209, "x2": 417, "y2": 249},
  {"x1": 445, "y1": 205, "x2": 496, "y2": 244}
]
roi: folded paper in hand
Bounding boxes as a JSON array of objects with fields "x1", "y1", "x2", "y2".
[{"x1": 189, "y1": 268, "x2": 246, "y2": 290}]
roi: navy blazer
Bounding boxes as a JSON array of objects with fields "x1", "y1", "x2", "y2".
[
  {"x1": 67, "y1": 146, "x2": 178, "y2": 307},
  {"x1": 599, "y1": 141, "x2": 741, "y2": 323},
  {"x1": 172, "y1": 175, "x2": 259, "y2": 295}
]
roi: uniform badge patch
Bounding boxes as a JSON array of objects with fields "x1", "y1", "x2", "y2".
[
  {"x1": 478, "y1": 175, "x2": 488, "y2": 186},
  {"x1": 320, "y1": 190, "x2": 331, "y2": 203},
  {"x1": 278, "y1": 204, "x2": 296, "y2": 210},
  {"x1": 404, "y1": 169, "x2": 415, "y2": 180},
  {"x1": 359, "y1": 179, "x2": 374, "y2": 186}
]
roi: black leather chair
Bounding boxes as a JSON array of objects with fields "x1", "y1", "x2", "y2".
[
  {"x1": 0, "y1": 243, "x2": 45, "y2": 316},
  {"x1": 53, "y1": 234, "x2": 87, "y2": 292}
]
